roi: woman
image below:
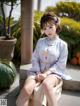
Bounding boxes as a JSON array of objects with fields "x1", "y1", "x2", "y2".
[{"x1": 16, "y1": 13, "x2": 69, "y2": 106}]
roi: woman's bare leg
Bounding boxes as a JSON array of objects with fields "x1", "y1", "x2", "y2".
[
  {"x1": 34, "y1": 83, "x2": 44, "y2": 106},
  {"x1": 42, "y1": 74, "x2": 59, "y2": 106},
  {"x1": 16, "y1": 76, "x2": 36, "y2": 106}
]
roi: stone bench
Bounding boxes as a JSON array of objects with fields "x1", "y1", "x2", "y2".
[
  {"x1": 19, "y1": 64, "x2": 63, "y2": 106},
  {"x1": 20, "y1": 64, "x2": 80, "y2": 91}
]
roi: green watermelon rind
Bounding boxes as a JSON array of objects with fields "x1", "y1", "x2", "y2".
[{"x1": 0, "y1": 60, "x2": 17, "y2": 89}]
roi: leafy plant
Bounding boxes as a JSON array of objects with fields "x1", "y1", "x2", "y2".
[
  {"x1": 34, "y1": 11, "x2": 43, "y2": 23},
  {"x1": 11, "y1": 19, "x2": 21, "y2": 66},
  {"x1": 45, "y1": 2, "x2": 80, "y2": 21},
  {"x1": 60, "y1": 17, "x2": 80, "y2": 61},
  {"x1": 56, "y1": 2, "x2": 80, "y2": 21},
  {"x1": 0, "y1": 0, "x2": 19, "y2": 39}
]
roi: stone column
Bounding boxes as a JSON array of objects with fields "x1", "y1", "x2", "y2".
[
  {"x1": 37, "y1": 0, "x2": 41, "y2": 11},
  {"x1": 21, "y1": 0, "x2": 33, "y2": 64}
]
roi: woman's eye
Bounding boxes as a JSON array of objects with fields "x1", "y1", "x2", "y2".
[
  {"x1": 49, "y1": 26, "x2": 53, "y2": 28},
  {"x1": 43, "y1": 28, "x2": 46, "y2": 30}
]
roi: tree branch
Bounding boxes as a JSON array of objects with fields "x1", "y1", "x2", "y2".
[
  {"x1": 7, "y1": 2, "x2": 13, "y2": 38},
  {"x1": 0, "y1": 2, "x2": 6, "y2": 36}
]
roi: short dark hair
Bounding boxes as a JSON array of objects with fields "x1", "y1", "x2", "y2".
[{"x1": 40, "y1": 12, "x2": 61, "y2": 34}]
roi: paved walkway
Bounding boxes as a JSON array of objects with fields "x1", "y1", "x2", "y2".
[
  {"x1": 0, "y1": 65, "x2": 80, "y2": 106},
  {"x1": 59, "y1": 91, "x2": 80, "y2": 106}
]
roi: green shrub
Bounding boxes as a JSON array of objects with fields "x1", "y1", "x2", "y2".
[
  {"x1": 45, "y1": 6, "x2": 57, "y2": 14},
  {"x1": 56, "y1": 2, "x2": 80, "y2": 21},
  {"x1": 0, "y1": 60, "x2": 17, "y2": 89},
  {"x1": 34, "y1": 11, "x2": 43, "y2": 23},
  {"x1": 60, "y1": 17, "x2": 80, "y2": 61},
  {"x1": 45, "y1": 2, "x2": 80, "y2": 21},
  {"x1": 33, "y1": 21, "x2": 41, "y2": 50},
  {"x1": 60, "y1": 17, "x2": 80, "y2": 39}
]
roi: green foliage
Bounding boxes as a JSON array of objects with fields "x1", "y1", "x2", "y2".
[
  {"x1": 0, "y1": 16, "x2": 17, "y2": 37},
  {"x1": 0, "y1": 60, "x2": 16, "y2": 89},
  {"x1": 0, "y1": 0, "x2": 19, "y2": 39},
  {"x1": 60, "y1": 17, "x2": 80, "y2": 60},
  {"x1": 61, "y1": 17, "x2": 80, "y2": 37},
  {"x1": 33, "y1": 21, "x2": 41, "y2": 50},
  {"x1": 34, "y1": 11, "x2": 43, "y2": 23},
  {"x1": 45, "y1": 2, "x2": 80, "y2": 21},
  {"x1": 11, "y1": 19, "x2": 21, "y2": 66},
  {"x1": 56, "y1": 2, "x2": 80, "y2": 21},
  {"x1": 45, "y1": 6, "x2": 57, "y2": 14}
]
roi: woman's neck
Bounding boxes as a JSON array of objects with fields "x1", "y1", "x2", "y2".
[{"x1": 47, "y1": 34, "x2": 58, "y2": 40}]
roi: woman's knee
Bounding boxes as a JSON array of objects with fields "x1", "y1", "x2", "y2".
[
  {"x1": 42, "y1": 75, "x2": 59, "y2": 91},
  {"x1": 23, "y1": 78, "x2": 36, "y2": 96},
  {"x1": 23, "y1": 85, "x2": 33, "y2": 96},
  {"x1": 42, "y1": 80, "x2": 54, "y2": 92}
]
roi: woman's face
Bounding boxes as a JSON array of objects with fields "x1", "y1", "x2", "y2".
[{"x1": 42, "y1": 22, "x2": 57, "y2": 39}]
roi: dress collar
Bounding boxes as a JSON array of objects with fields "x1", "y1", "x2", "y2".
[{"x1": 46, "y1": 35, "x2": 59, "y2": 46}]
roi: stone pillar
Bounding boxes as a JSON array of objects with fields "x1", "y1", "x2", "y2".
[
  {"x1": 21, "y1": 0, "x2": 33, "y2": 64},
  {"x1": 37, "y1": 0, "x2": 41, "y2": 11}
]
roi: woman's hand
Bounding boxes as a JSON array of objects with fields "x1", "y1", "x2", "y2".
[
  {"x1": 35, "y1": 70, "x2": 52, "y2": 82},
  {"x1": 35, "y1": 73, "x2": 47, "y2": 82}
]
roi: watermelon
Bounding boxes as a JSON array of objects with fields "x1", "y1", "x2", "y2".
[{"x1": 0, "y1": 60, "x2": 16, "y2": 89}]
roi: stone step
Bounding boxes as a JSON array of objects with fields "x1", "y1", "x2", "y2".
[{"x1": 63, "y1": 65, "x2": 80, "y2": 91}]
